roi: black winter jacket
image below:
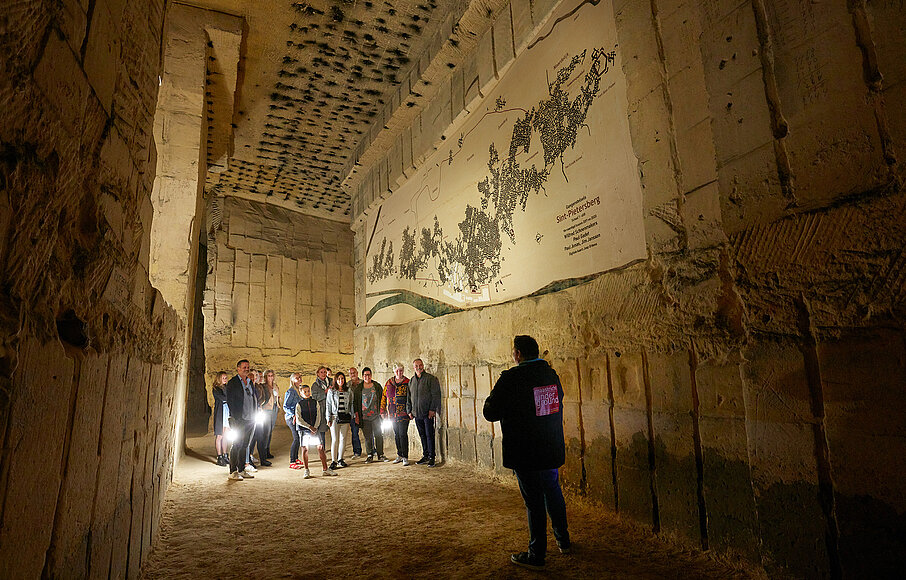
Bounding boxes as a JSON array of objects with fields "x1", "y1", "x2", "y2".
[{"x1": 483, "y1": 359, "x2": 565, "y2": 470}]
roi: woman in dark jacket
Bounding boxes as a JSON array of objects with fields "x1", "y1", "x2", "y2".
[{"x1": 212, "y1": 372, "x2": 230, "y2": 466}]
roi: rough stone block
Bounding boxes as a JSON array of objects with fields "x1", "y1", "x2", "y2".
[
  {"x1": 676, "y1": 120, "x2": 719, "y2": 194},
  {"x1": 644, "y1": 210, "x2": 683, "y2": 253},
  {"x1": 83, "y1": 0, "x2": 125, "y2": 113},
  {"x1": 610, "y1": 351, "x2": 646, "y2": 408},
  {"x1": 461, "y1": 52, "x2": 481, "y2": 110},
  {"x1": 339, "y1": 308, "x2": 354, "y2": 353},
  {"x1": 492, "y1": 9, "x2": 515, "y2": 77},
  {"x1": 127, "y1": 361, "x2": 151, "y2": 579},
  {"x1": 279, "y1": 256, "x2": 297, "y2": 346},
  {"x1": 477, "y1": 28, "x2": 496, "y2": 94},
  {"x1": 718, "y1": 143, "x2": 784, "y2": 234},
  {"x1": 530, "y1": 0, "x2": 559, "y2": 28},
  {"x1": 668, "y1": 63, "x2": 710, "y2": 133},
  {"x1": 263, "y1": 255, "x2": 281, "y2": 348},
  {"x1": 296, "y1": 259, "x2": 313, "y2": 306},
  {"x1": 819, "y1": 330, "x2": 906, "y2": 578},
  {"x1": 0, "y1": 338, "x2": 74, "y2": 578},
  {"x1": 561, "y1": 399, "x2": 584, "y2": 490},
  {"x1": 89, "y1": 351, "x2": 128, "y2": 577},
  {"x1": 682, "y1": 181, "x2": 725, "y2": 250},
  {"x1": 697, "y1": 3, "x2": 763, "y2": 96},
  {"x1": 770, "y1": 5, "x2": 886, "y2": 203},
  {"x1": 710, "y1": 70, "x2": 774, "y2": 165},
  {"x1": 510, "y1": 0, "x2": 534, "y2": 55},
  {"x1": 868, "y1": 4, "x2": 906, "y2": 176},
  {"x1": 699, "y1": 414, "x2": 760, "y2": 557},
  {"x1": 60, "y1": 0, "x2": 89, "y2": 58},
  {"x1": 579, "y1": 354, "x2": 616, "y2": 507},
  {"x1": 743, "y1": 340, "x2": 830, "y2": 578},
  {"x1": 645, "y1": 351, "x2": 699, "y2": 541},
  {"x1": 230, "y1": 281, "x2": 249, "y2": 347},
  {"x1": 552, "y1": 358, "x2": 582, "y2": 488},
  {"x1": 660, "y1": 2, "x2": 703, "y2": 75},
  {"x1": 630, "y1": 94, "x2": 680, "y2": 208},
  {"x1": 612, "y1": 407, "x2": 654, "y2": 525},
  {"x1": 34, "y1": 32, "x2": 89, "y2": 134},
  {"x1": 652, "y1": 409, "x2": 699, "y2": 540},
  {"x1": 446, "y1": 427, "x2": 463, "y2": 461},
  {"x1": 48, "y1": 353, "x2": 109, "y2": 577},
  {"x1": 247, "y1": 279, "x2": 266, "y2": 348},
  {"x1": 609, "y1": 351, "x2": 654, "y2": 523},
  {"x1": 476, "y1": 431, "x2": 494, "y2": 469},
  {"x1": 493, "y1": 434, "x2": 505, "y2": 473},
  {"x1": 614, "y1": 0, "x2": 661, "y2": 106},
  {"x1": 311, "y1": 260, "x2": 327, "y2": 309},
  {"x1": 325, "y1": 306, "x2": 340, "y2": 352}
]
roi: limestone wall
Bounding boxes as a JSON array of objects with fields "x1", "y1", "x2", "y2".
[
  {"x1": 351, "y1": 0, "x2": 906, "y2": 577},
  {"x1": 0, "y1": 1, "x2": 185, "y2": 577},
  {"x1": 203, "y1": 195, "x2": 355, "y2": 384}
]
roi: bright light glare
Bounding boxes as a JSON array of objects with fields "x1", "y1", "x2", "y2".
[
  {"x1": 255, "y1": 410, "x2": 266, "y2": 425},
  {"x1": 225, "y1": 430, "x2": 237, "y2": 443},
  {"x1": 382, "y1": 419, "x2": 393, "y2": 433},
  {"x1": 302, "y1": 432, "x2": 317, "y2": 447}
]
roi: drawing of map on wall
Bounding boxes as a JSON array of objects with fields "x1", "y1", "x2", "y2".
[{"x1": 365, "y1": 0, "x2": 646, "y2": 325}]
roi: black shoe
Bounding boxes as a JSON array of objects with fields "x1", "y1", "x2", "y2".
[
  {"x1": 215, "y1": 455, "x2": 226, "y2": 466},
  {"x1": 329, "y1": 461, "x2": 338, "y2": 470},
  {"x1": 416, "y1": 457, "x2": 429, "y2": 465},
  {"x1": 365, "y1": 455, "x2": 374, "y2": 463},
  {"x1": 338, "y1": 459, "x2": 348, "y2": 468},
  {"x1": 511, "y1": 552, "x2": 544, "y2": 570},
  {"x1": 557, "y1": 540, "x2": 572, "y2": 554},
  {"x1": 266, "y1": 453, "x2": 275, "y2": 459},
  {"x1": 259, "y1": 459, "x2": 272, "y2": 467},
  {"x1": 427, "y1": 459, "x2": 436, "y2": 467}
]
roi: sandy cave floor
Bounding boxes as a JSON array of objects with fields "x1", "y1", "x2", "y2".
[{"x1": 141, "y1": 427, "x2": 759, "y2": 579}]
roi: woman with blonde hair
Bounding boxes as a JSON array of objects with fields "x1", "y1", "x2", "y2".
[
  {"x1": 283, "y1": 373, "x2": 304, "y2": 468},
  {"x1": 263, "y1": 369, "x2": 280, "y2": 460},
  {"x1": 212, "y1": 371, "x2": 230, "y2": 466}
]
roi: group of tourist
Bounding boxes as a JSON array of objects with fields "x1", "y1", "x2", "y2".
[
  {"x1": 210, "y1": 335, "x2": 570, "y2": 571},
  {"x1": 211, "y1": 367, "x2": 280, "y2": 470},
  {"x1": 212, "y1": 359, "x2": 442, "y2": 480}
]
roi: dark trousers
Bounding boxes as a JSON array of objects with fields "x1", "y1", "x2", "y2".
[
  {"x1": 350, "y1": 417, "x2": 362, "y2": 455},
  {"x1": 361, "y1": 419, "x2": 384, "y2": 457},
  {"x1": 392, "y1": 419, "x2": 410, "y2": 458},
  {"x1": 228, "y1": 419, "x2": 253, "y2": 473},
  {"x1": 415, "y1": 416, "x2": 436, "y2": 460},
  {"x1": 252, "y1": 416, "x2": 268, "y2": 459},
  {"x1": 265, "y1": 408, "x2": 277, "y2": 455},
  {"x1": 514, "y1": 468, "x2": 569, "y2": 560},
  {"x1": 286, "y1": 417, "x2": 300, "y2": 462}
]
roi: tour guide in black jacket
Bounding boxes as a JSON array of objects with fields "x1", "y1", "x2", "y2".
[{"x1": 483, "y1": 335, "x2": 571, "y2": 570}]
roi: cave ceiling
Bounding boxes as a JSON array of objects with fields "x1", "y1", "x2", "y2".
[{"x1": 185, "y1": 0, "x2": 471, "y2": 222}]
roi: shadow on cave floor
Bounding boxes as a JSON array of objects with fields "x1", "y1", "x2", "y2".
[{"x1": 141, "y1": 428, "x2": 759, "y2": 579}]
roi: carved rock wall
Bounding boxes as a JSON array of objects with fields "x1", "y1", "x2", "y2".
[
  {"x1": 352, "y1": 0, "x2": 906, "y2": 577},
  {"x1": 0, "y1": 1, "x2": 184, "y2": 577},
  {"x1": 203, "y1": 196, "x2": 355, "y2": 387}
]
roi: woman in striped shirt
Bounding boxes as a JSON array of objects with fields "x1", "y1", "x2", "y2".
[{"x1": 326, "y1": 371, "x2": 353, "y2": 470}]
